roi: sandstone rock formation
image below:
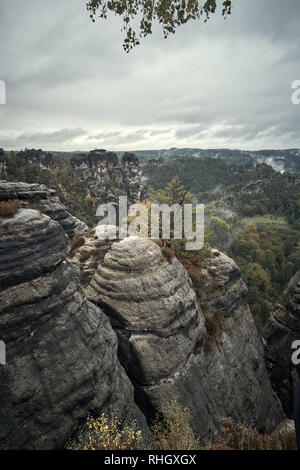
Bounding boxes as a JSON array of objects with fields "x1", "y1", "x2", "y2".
[
  {"x1": 272, "y1": 419, "x2": 295, "y2": 437},
  {"x1": 69, "y1": 225, "x2": 118, "y2": 288},
  {"x1": 0, "y1": 209, "x2": 148, "y2": 449},
  {"x1": 194, "y1": 248, "x2": 249, "y2": 321},
  {"x1": 87, "y1": 237, "x2": 205, "y2": 386},
  {"x1": 0, "y1": 180, "x2": 87, "y2": 239},
  {"x1": 121, "y1": 152, "x2": 143, "y2": 203},
  {"x1": 17, "y1": 149, "x2": 54, "y2": 170},
  {"x1": 0, "y1": 149, "x2": 6, "y2": 177},
  {"x1": 70, "y1": 149, "x2": 145, "y2": 205},
  {"x1": 242, "y1": 180, "x2": 265, "y2": 196},
  {"x1": 86, "y1": 238, "x2": 284, "y2": 438},
  {"x1": 147, "y1": 157, "x2": 164, "y2": 167},
  {"x1": 264, "y1": 270, "x2": 300, "y2": 417}
]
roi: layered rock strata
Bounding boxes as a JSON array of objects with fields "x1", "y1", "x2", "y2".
[
  {"x1": 71, "y1": 150, "x2": 145, "y2": 205},
  {"x1": 0, "y1": 210, "x2": 147, "y2": 449},
  {"x1": 264, "y1": 271, "x2": 300, "y2": 416},
  {"x1": 69, "y1": 225, "x2": 118, "y2": 288},
  {"x1": 17, "y1": 149, "x2": 54, "y2": 170},
  {"x1": 86, "y1": 238, "x2": 284, "y2": 438},
  {"x1": 0, "y1": 149, "x2": 6, "y2": 177},
  {"x1": 87, "y1": 237, "x2": 205, "y2": 386},
  {"x1": 0, "y1": 180, "x2": 87, "y2": 239}
]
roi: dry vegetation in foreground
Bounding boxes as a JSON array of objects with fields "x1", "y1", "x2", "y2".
[
  {"x1": 66, "y1": 413, "x2": 142, "y2": 450},
  {"x1": 66, "y1": 399, "x2": 297, "y2": 451},
  {"x1": 0, "y1": 199, "x2": 21, "y2": 218},
  {"x1": 161, "y1": 246, "x2": 174, "y2": 263},
  {"x1": 204, "y1": 418, "x2": 297, "y2": 450},
  {"x1": 151, "y1": 398, "x2": 200, "y2": 450}
]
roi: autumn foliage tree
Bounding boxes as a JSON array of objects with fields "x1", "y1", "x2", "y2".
[
  {"x1": 86, "y1": 0, "x2": 232, "y2": 52},
  {"x1": 149, "y1": 176, "x2": 194, "y2": 205}
]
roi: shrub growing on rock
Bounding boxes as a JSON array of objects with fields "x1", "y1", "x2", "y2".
[
  {"x1": 70, "y1": 234, "x2": 85, "y2": 253},
  {"x1": 66, "y1": 414, "x2": 143, "y2": 451},
  {"x1": 161, "y1": 247, "x2": 174, "y2": 263},
  {"x1": 0, "y1": 199, "x2": 21, "y2": 218},
  {"x1": 204, "y1": 310, "x2": 224, "y2": 352},
  {"x1": 151, "y1": 398, "x2": 200, "y2": 450},
  {"x1": 204, "y1": 418, "x2": 297, "y2": 450}
]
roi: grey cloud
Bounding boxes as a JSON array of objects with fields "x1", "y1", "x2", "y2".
[
  {"x1": 175, "y1": 125, "x2": 208, "y2": 139},
  {"x1": 0, "y1": 127, "x2": 87, "y2": 149},
  {"x1": 0, "y1": 0, "x2": 300, "y2": 150},
  {"x1": 88, "y1": 128, "x2": 174, "y2": 146},
  {"x1": 88, "y1": 131, "x2": 122, "y2": 140}
]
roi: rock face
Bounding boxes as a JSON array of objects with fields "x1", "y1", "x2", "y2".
[
  {"x1": 194, "y1": 249, "x2": 249, "y2": 321},
  {"x1": 87, "y1": 238, "x2": 205, "y2": 387},
  {"x1": 121, "y1": 153, "x2": 144, "y2": 203},
  {"x1": 0, "y1": 149, "x2": 6, "y2": 177},
  {"x1": 86, "y1": 238, "x2": 284, "y2": 438},
  {"x1": 147, "y1": 157, "x2": 164, "y2": 167},
  {"x1": 17, "y1": 149, "x2": 54, "y2": 170},
  {"x1": 264, "y1": 271, "x2": 300, "y2": 417},
  {"x1": 0, "y1": 209, "x2": 148, "y2": 449},
  {"x1": 242, "y1": 179, "x2": 265, "y2": 196},
  {"x1": 69, "y1": 225, "x2": 118, "y2": 288},
  {"x1": 0, "y1": 180, "x2": 87, "y2": 239},
  {"x1": 70, "y1": 149, "x2": 145, "y2": 205}
]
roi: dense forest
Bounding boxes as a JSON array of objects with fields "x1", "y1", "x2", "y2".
[{"x1": 144, "y1": 155, "x2": 300, "y2": 331}]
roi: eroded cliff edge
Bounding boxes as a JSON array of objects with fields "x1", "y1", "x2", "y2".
[
  {"x1": 0, "y1": 208, "x2": 148, "y2": 449},
  {"x1": 86, "y1": 237, "x2": 284, "y2": 439},
  {"x1": 0, "y1": 180, "x2": 87, "y2": 239},
  {"x1": 264, "y1": 270, "x2": 300, "y2": 417}
]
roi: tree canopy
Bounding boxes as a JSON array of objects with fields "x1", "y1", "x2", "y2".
[
  {"x1": 149, "y1": 176, "x2": 194, "y2": 205},
  {"x1": 86, "y1": 0, "x2": 232, "y2": 52}
]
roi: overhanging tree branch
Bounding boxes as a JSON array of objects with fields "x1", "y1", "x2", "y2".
[{"x1": 86, "y1": 0, "x2": 232, "y2": 52}]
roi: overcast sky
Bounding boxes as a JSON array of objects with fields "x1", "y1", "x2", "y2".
[{"x1": 0, "y1": 0, "x2": 300, "y2": 151}]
